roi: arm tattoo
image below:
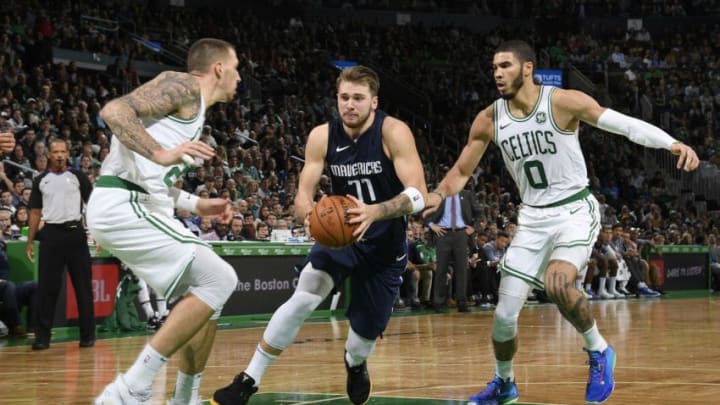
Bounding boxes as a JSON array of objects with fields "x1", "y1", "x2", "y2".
[
  {"x1": 547, "y1": 271, "x2": 594, "y2": 332},
  {"x1": 101, "y1": 71, "x2": 200, "y2": 160},
  {"x1": 374, "y1": 192, "x2": 414, "y2": 221}
]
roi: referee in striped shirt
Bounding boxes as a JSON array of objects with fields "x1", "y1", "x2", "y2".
[{"x1": 26, "y1": 138, "x2": 95, "y2": 350}]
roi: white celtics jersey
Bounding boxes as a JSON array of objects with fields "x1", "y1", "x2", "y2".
[
  {"x1": 493, "y1": 85, "x2": 588, "y2": 206},
  {"x1": 100, "y1": 96, "x2": 205, "y2": 211}
]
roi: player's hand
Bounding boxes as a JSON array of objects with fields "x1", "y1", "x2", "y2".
[
  {"x1": 345, "y1": 195, "x2": 376, "y2": 240},
  {"x1": 0, "y1": 132, "x2": 15, "y2": 153},
  {"x1": 153, "y1": 141, "x2": 214, "y2": 166},
  {"x1": 670, "y1": 142, "x2": 699, "y2": 171},
  {"x1": 422, "y1": 191, "x2": 443, "y2": 218},
  {"x1": 196, "y1": 198, "x2": 232, "y2": 222}
]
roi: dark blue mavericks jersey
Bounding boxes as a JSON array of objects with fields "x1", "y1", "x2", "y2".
[
  {"x1": 326, "y1": 109, "x2": 407, "y2": 252},
  {"x1": 304, "y1": 110, "x2": 408, "y2": 339}
]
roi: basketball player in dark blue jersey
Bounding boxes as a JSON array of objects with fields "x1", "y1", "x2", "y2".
[{"x1": 212, "y1": 66, "x2": 428, "y2": 405}]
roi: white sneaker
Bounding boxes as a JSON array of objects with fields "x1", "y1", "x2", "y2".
[
  {"x1": 618, "y1": 286, "x2": 631, "y2": 295},
  {"x1": 597, "y1": 290, "x2": 613, "y2": 299},
  {"x1": 95, "y1": 374, "x2": 151, "y2": 405},
  {"x1": 610, "y1": 290, "x2": 626, "y2": 299}
]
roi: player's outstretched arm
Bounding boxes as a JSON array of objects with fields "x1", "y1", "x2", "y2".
[
  {"x1": 556, "y1": 88, "x2": 700, "y2": 172},
  {"x1": 100, "y1": 71, "x2": 213, "y2": 166},
  {"x1": 423, "y1": 105, "x2": 493, "y2": 217},
  {"x1": 347, "y1": 117, "x2": 427, "y2": 238}
]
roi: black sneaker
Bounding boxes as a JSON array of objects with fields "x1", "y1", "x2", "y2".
[
  {"x1": 147, "y1": 315, "x2": 162, "y2": 330},
  {"x1": 344, "y1": 351, "x2": 372, "y2": 404},
  {"x1": 211, "y1": 372, "x2": 258, "y2": 405}
]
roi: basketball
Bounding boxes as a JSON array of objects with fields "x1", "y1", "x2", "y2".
[{"x1": 308, "y1": 195, "x2": 359, "y2": 249}]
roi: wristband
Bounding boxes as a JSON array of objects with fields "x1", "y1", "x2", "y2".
[
  {"x1": 175, "y1": 190, "x2": 200, "y2": 212},
  {"x1": 401, "y1": 186, "x2": 425, "y2": 214}
]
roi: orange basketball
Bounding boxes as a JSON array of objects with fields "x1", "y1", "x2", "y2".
[{"x1": 308, "y1": 195, "x2": 359, "y2": 249}]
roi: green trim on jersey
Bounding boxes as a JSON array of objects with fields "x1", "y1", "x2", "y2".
[
  {"x1": 128, "y1": 191, "x2": 210, "y2": 247},
  {"x1": 526, "y1": 188, "x2": 591, "y2": 208},
  {"x1": 500, "y1": 260, "x2": 545, "y2": 289},
  {"x1": 503, "y1": 85, "x2": 544, "y2": 122},
  {"x1": 164, "y1": 257, "x2": 194, "y2": 298},
  {"x1": 547, "y1": 87, "x2": 576, "y2": 135},
  {"x1": 95, "y1": 175, "x2": 148, "y2": 193}
]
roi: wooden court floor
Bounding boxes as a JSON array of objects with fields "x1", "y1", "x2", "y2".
[{"x1": 1, "y1": 296, "x2": 719, "y2": 404}]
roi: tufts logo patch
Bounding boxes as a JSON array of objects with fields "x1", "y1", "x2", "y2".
[{"x1": 536, "y1": 112, "x2": 547, "y2": 124}]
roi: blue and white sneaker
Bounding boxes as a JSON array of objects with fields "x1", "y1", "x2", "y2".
[
  {"x1": 468, "y1": 375, "x2": 518, "y2": 405},
  {"x1": 638, "y1": 286, "x2": 661, "y2": 297},
  {"x1": 584, "y1": 345, "x2": 616, "y2": 403}
]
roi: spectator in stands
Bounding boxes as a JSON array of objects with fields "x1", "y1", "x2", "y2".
[
  {"x1": 253, "y1": 222, "x2": 270, "y2": 241},
  {"x1": 622, "y1": 229, "x2": 662, "y2": 296},
  {"x1": 469, "y1": 232, "x2": 492, "y2": 306},
  {"x1": 708, "y1": 234, "x2": 720, "y2": 292},
  {"x1": 0, "y1": 215, "x2": 36, "y2": 338},
  {"x1": 0, "y1": 190, "x2": 15, "y2": 215},
  {"x1": 226, "y1": 216, "x2": 246, "y2": 241},
  {"x1": 12, "y1": 205, "x2": 28, "y2": 234},
  {"x1": 198, "y1": 216, "x2": 219, "y2": 241},
  {"x1": 0, "y1": 208, "x2": 20, "y2": 240},
  {"x1": 480, "y1": 231, "x2": 509, "y2": 305}
]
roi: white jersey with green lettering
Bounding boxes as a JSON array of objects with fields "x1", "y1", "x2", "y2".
[
  {"x1": 100, "y1": 96, "x2": 205, "y2": 212},
  {"x1": 493, "y1": 85, "x2": 588, "y2": 207}
]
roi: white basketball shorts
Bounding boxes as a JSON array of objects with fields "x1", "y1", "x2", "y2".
[{"x1": 500, "y1": 194, "x2": 601, "y2": 291}]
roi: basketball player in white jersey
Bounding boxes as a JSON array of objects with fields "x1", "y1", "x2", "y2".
[
  {"x1": 424, "y1": 40, "x2": 698, "y2": 405},
  {"x1": 88, "y1": 38, "x2": 241, "y2": 405}
]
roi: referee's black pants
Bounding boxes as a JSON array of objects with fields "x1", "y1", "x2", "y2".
[
  {"x1": 433, "y1": 229, "x2": 469, "y2": 308},
  {"x1": 34, "y1": 224, "x2": 95, "y2": 344}
]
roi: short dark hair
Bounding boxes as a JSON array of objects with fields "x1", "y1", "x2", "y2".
[
  {"x1": 494, "y1": 40, "x2": 539, "y2": 84},
  {"x1": 187, "y1": 38, "x2": 234, "y2": 73},
  {"x1": 495, "y1": 40, "x2": 536, "y2": 67},
  {"x1": 336, "y1": 65, "x2": 380, "y2": 97},
  {"x1": 497, "y1": 231, "x2": 510, "y2": 239}
]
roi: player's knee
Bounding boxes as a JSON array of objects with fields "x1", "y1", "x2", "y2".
[
  {"x1": 492, "y1": 303, "x2": 519, "y2": 342},
  {"x1": 286, "y1": 290, "x2": 323, "y2": 319},
  {"x1": 190, "y1": 259, "x2": 237, "y2": 311},
  {"x1": 492, "y1": 311, "x2": 518, "y2": 342}
]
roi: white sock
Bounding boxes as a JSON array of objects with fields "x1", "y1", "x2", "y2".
[
  {"x1": 140, "y1": 302, "x2": 154, "y2": 319},
  {"x1": 245, "y1": 345, "x2": 277, "y2": 386},
  {"x1": 125, "y1": 344, "x2": 167, "y2": 391},
  {"x1": 582, "y1": 322, "x2": 608, "y2": 352},
  {"x1": 637, "y1": 281, "x2": 648, "y2": 289},
  {"x1": 495, "y1": 360, "x2": 514, "y2": 381},
  {"x1": 157, "y1": 298, "x2": 168, "y2": 316},
  {"x1": 608, "y1": 277, "x2": 618, "y2": 293},
  {"x1": 172, "y1": 371, "x2": 202, "y2": 404},
  {"x1": 585, "y1": 283, "x2": 592, "y2": 291},
  {"x1": 575, "y1": 279, "x2": 582, "y2": 290},
  {"x1": 598, "y1": 277, "x2": 607, "y2": 293}
]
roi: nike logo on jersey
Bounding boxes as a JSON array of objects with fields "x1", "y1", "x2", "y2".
[
  {"x1": 569, "y1": 207, "x2": 583, "y2": 215},
  {"x1": 336, "y1": 145, "x2": 351, "y2": 152},
  {"x1": 395, "y1": 254, "x2": 407, "y2": 262},
  {"x1": 499, "y1": 122, "x2": 512, "y2": 130}
]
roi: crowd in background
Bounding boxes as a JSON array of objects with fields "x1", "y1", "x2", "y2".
[{"x1": 0, "y1": 0, "x2": 719, "y2": 312}]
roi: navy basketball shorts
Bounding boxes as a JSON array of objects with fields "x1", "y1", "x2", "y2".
[{"x1": 305, "y1": 242, "x2": 406, "y2": 340}]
